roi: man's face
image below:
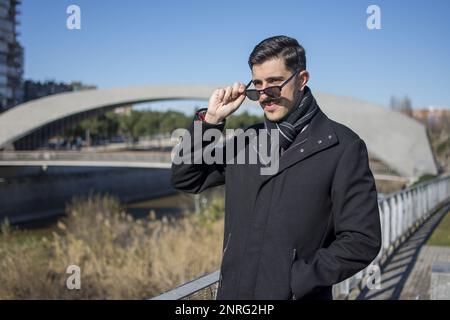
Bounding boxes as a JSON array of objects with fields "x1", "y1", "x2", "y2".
[{"x1": 251, "y1": 58, "x2": 300, "y2": 122}]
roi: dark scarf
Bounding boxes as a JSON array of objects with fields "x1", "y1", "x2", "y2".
[{"x1": 264, "y1": 86, "x2": 319, "y2": 154}]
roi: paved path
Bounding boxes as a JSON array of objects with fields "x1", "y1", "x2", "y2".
[
  {"x1": 400, "y1": 245, "x2": 450, "y2": 299},
  {"x1": 357, "y1": 204, "x2": 450, "y2": 300}
]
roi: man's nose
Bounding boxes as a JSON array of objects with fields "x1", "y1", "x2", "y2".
[{"x1": 259, "y1": 90, "x2": 269, "y2": 102}]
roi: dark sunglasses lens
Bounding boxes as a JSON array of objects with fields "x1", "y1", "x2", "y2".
[
  {"x1": 264, "y1": 87, "x2": 281, "y2": 98},
  {"x1": 245, "y1": 90, "x2": 260, "y2": 101}
]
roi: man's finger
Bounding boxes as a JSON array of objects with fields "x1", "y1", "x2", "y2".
[
  {"x1": 235, "y1": 93, "x2": 246, "y2": 106},
  {"x1": 216, "y1": 88, "x2": 225, "y2": 103},
  {"x1": 231, "y1": 82, "x2": 240, "y2": 99},
  {"x1": 223, "y1": 86, "x2": 233, "y2": 103}
]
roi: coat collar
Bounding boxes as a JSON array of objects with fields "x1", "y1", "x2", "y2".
[{"x1": 252, "y1": 108, "x2": 339, "y2": 183}]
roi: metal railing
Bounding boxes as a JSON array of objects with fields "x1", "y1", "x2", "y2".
[
  {"x1": 334, "y1": 174, "x2": 450, "y2": 298},
  {"x1": 151, "y1": 174, "x2": 450, "y2": 300},
  {"x1": 0, "y1": 150, "x2": 172, "y2": 168},
  {"x1": 151, "y1": 271, "x2": 220, "y2": 300}
]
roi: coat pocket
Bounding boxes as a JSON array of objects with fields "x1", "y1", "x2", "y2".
[
  {"x1": 219, "y1": 233, "x2": 232, "y2": 289},
  {"x1": 222, "y1": 233, "x2": 231, "y2": 260},
  {"x1": 290, "y1": 248, "x2": 297, "y2": 300}
]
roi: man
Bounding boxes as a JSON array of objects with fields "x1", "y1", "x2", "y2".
[{"x1": 171, "y1": 35, "x2": 382, "y2": 300}]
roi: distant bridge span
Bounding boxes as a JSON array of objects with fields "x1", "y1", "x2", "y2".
[
  {"x1": 0, "y1": 151, "x2": 413, "y2": 183},
  {"x1": 0, "y1": 85, "x2": 438, "y2": 177}
]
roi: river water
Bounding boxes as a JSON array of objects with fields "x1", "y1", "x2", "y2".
[{"x1": 0, "y1": 166, "x2": 222, "y2": 228}]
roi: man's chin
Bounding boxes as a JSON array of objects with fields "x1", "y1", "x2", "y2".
[{"x1": 264, "y1": 110, "x2": 287, "y2": 122}]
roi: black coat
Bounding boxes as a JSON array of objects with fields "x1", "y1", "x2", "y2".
[{"x1": 171, "y1": 107, "x2": 382, "y2": 300}]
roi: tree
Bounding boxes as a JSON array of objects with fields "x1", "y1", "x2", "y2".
[{"x1": 390, "y1": 95, "x2": 413, "y2": 117}]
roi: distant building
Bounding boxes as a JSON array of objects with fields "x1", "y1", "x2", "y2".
[
  {"x1": 0, "y1": 0, "x2": 23, "y2": 112},
  {"x1": 114, "y1": 105, "x2": 132, "y2": 116},
  {"x1": 412, "y1": 107, "x2": 450, "y2": 119},
  {"x1": 412, "y1": 107, "x2": 450, "y2": 126},
  {"x1": 22, "y1": 80, "x2": 97, "y2": 103}
]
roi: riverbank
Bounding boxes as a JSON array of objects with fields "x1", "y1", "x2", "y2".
[{"x1": 0, "y1": 193, "x2": 224, "y2": 299}]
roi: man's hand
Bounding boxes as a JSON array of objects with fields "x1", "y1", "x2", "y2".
[{"x1": 205, "y1": 82, "x2": 246, "y2": 124}]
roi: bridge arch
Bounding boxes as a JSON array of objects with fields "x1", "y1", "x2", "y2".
[{"x1": 0, "y1": 85, "x2": 438, "y2": 177}]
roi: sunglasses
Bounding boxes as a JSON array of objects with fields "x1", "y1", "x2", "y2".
[{"x1": 245, "y1": 69, "x2": 300, "y2": 101}]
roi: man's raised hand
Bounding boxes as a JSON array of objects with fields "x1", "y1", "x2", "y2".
[{"x1": 205, "y1": 82, "x2": 246, "y2": 124}]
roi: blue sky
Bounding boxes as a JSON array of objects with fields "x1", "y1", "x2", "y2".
[{"x1": 19, "y1": 0, "x2": 450, "y2": 109}]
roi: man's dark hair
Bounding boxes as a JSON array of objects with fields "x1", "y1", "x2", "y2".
[{"x1": 248, "y1": 35, "x2": 306, "y2": 73}]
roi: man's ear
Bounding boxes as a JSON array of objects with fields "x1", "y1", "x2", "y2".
[{"x1": 298, "y1": 70, "x2": 309, "y2": 91}]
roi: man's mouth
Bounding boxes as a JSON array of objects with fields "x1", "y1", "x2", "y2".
[{"x1": 263, "y1": 100, "x2": 279, "y2": 110}]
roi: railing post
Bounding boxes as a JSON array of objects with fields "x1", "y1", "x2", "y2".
[
  {"x1": 408, "y1": 190, "x2": 413, "y2": 230},
  {"x1": 340, "y1": 278, "x2": 350, "y2": 296},
  {"x1": 378, "y1": 202, "x2": 384, "y2": 257},
  {"x1": 397, "y1": 193, "x2": 404, "y2": 236},
  {"x1": 396, "y1": 194, "x2": 402, "y2": 241},
  {"x1": 412, "y1": 190, "x2": 416, "y2": 228},
  {"x1": 415, "y1": 188, "x2": 420, "y2": 223},
  {"x1": 419, "y1": 186, "x2": 425, "y2": 220},
  {"x1": 405, "y1": 191, "x2": 411, "y2": 231},
  {"x1": 382, "y1": 200, "x2": 390, "y2": 252},
  {"x1": 390, "y1": 196, "x2": 397, "y2": 243}
]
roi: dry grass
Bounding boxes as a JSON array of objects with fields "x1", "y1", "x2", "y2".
[{"x1": 0, "y1": 194, "x2": 224, "y2": 299}]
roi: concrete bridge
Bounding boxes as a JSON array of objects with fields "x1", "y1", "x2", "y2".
[{"x1": 0, "y1": 85, "x2": 439, "y2": 178}]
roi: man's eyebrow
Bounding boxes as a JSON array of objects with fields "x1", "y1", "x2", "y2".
[{"x1": 252, "y1": 76, "x2": 285, "y2": 83}]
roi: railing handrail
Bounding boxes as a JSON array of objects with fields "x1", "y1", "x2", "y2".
[
  {"x1": 383, "y1": 173, "x2": 449, "y2": 200},
  {"x1": 150, "y1": 271, "x2": 220, "y2": 300}
]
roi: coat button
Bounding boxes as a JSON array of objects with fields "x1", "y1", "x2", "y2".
[
  {"x1": 328, "y1": 135, "x2": 332, "y2": 139},
  {"x1": 317, "y1": 140, "x2": 322, "y2": 144},
  {"x1": 300, "y1": 148, "x2": 304, "y2": 153}
]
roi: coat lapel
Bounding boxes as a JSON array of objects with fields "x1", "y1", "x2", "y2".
[{"x1": 255, "y1": 109, "x2": 339, "y2": 185}]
